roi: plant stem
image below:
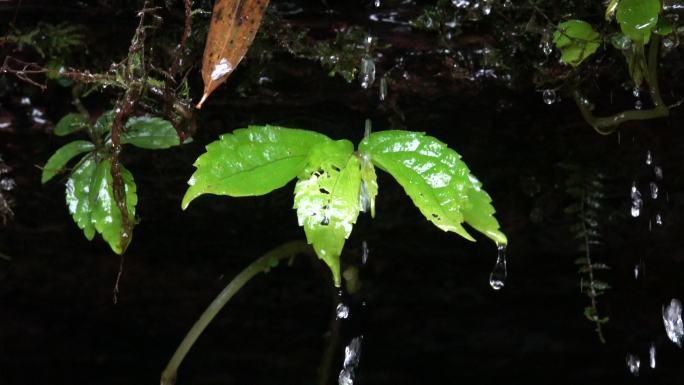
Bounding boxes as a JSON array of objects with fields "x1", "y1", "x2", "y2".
[
  {"x1": 160, "y1": 240, "x2": 315, "y2": 385},
  {"x1": 574, "y1": 35, "x2": 668, "y2": 134}
]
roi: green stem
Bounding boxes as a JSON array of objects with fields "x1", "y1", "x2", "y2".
[
  {"x1": 160, "y1": 241, "x2": 315, "y2": 385},
  {"x1": 574, "y1": 35, "x2": 668, "y2": 135}
]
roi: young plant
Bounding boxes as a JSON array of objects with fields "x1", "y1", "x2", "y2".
[
  {"x1": 42, "y1": 110, "x2": 188, "y2": 254},
  {"x1": 182, "y1": 125, "x2": 507, "y2": 285}
]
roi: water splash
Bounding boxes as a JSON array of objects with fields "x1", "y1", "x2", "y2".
[
  {"x1": 655, "y1": 213, "x2": 663, "y2": 226},
  {"x1": 662, "y1": 298, "x2": 684, "y2": 347},
  {"x1": 649, "y1": 182, "x2": 659, "y2": 199},
  {"x1": 336, "y1": 303, "x2": 350, "y2": 319},
  {"x1": 338, "y1": 336, "x2": 362, "y2": 385},
  {"x1": 649, "y1": 342, "x2": 656, "y2": 369},
  {"x1": 489, "y1": 244, "x2": 507, "y2": 290},
  {"x1": 542, "y1": 89, "x2": 556, "y2": 105},
  {"x1": 626, "y1": 353, "x2": 640, "y2": 376},
  {"x1": 630, "y1": 182, "x2": 642, "y2": 217}
]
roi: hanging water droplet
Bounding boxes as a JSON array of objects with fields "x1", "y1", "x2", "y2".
[
  {"x1": 646, "y1": 150, "x2": 653, "y2": 165},
  {"x1": 655, "y1": 213, "x2": 663, "y2": 226},
  {"x1": 379, "y1": 76, "x2": 388, "y2": 102},
  {"x1": 649, "y1": 342, "x2": 656, "y2": 369},
  {"x1": 650, "y1": 182, "x2": 659, "y2": 199},
  {"x1": 654, "y1": 166, "x2": 663, "y2": 180},
  {"x1": 662, "y1": 298, "x2": 684, "y2": 347},
  {"x1": 336, "y1": 303, "x2": 350, "y2": 319},
  {"x1": 489, "y1": 244, "x2": 507, "y2": 290},
  {"x1": 359, "y1": 56, "x2": 376, "y2": 89},
  {"x1": 539, "y1": 32, "x2": 552, "y2": 56},
  {"x1": 626, "y1": 353, "x2": 640, "y2": 376},
  {"x1": 542, "y1": 89, "x2": 556, "y2": 105},
  {"x1": 630, "y1": 182, "x2": 643, "y2": 217}
]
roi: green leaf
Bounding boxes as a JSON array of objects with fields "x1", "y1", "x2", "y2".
[
  {"x1": 294, "y1": 147, "x2": 360, "y2": 286},
  {"x1": 122, "y1": 116, "x2": 187, "y2": 149},
  {"x1": 89, "y1": 159, "x2": 137, "y2": 254},
  {"x1": 54, "y1": 113, "x2": 88, "y2": 136},
  {"x1": 183, "y1": 125, "x2": 331, "y2": 208},
  {"x1": 654, "y1": 18, "x2": 673, "y2": 36},
  {"x1": 359, "y1": 130, "x2": 506, "y2": 245},
  {"x1": 94, "y1": 110, "x2": 114, "y2": 137},
  {"x1": 42, "y1": 140, "x2": 95, "y2": 184},
  {"x1": 360, "y1": 154, "x2": 378, "y2": 218},
  {"x1": 616, "y1": 0, "x2": 660, "y2": 44},
  {"x1": 552, "y1": 20, "x2": 601, "y2": 67},
  {"x1": 66, "y1": 154, "x2": 99, "y2": 240}
]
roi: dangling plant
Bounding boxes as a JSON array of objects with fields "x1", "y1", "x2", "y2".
[{"x1": 182, "y1": 125, "x2": 507, "y2": 285}]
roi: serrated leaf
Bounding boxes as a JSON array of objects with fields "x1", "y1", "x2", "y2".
[
  {"x1": 65, "y1": 154, "x2": 99, "y2": 240},
  {"x1": 183, "y1": 125, "x2": 331, "y2": 208},
  {"x1": 294, "y1": 150, "x2": 360, "y2": 287},
  {"x1": 42, "y1": 140, "x2": 95, "y2": 184},
  {"x1": 89, "y1": 159, "x2": 137, "y2": 254},
  {"x1": 54, "y1": 113, "x2": 88, "y2": 136},
  {"x1": 359, "y1": 130, "x2": 506, "y2": 245},
  {"x1": 552, "y1": 20, "x2": 601, "y2": 67},
  {"x1": 122, "y1": 116, "x2": 187, "y2": 149},
  {"x1": 360, "y1": 154, "x2": 378, "y2": 218},
  {"x1": 616, "y1": 0, "x2": 660, "y2": 44}
]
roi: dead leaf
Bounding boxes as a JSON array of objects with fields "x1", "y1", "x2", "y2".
[{"x1": 197, "y1": 0, "x2": 270, "y2": 109}]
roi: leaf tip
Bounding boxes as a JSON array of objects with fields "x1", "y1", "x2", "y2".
[{"x1": 196, "y1": 93, "x2": 209, "y2": 109}]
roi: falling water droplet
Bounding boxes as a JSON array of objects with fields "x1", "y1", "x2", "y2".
[
  {"x1": 654, "y1": 166, "x2": 663, "y2": 180},
  {"x1": 482, "y1": 3, "x2": 492, "y2": 15},
  {"x1": 361, "y1": 241, "x2": 369, "y2": 264},
  {"x1": 539, "y1": 32, "x2": 552, "y2": 56},
  {"x1": 646, "y1": 150, "x2": 653, "y2": 165},
  {"x1": 336, "y1": 303, "x2": 350, "y2": 319},
  {"x1": 359, "y1": 56, "x2": 376, "y2": 89},
  {"x1": 662, "y1": 298, "x2": 684, "y2": 347},
  {"x1": 655, "y1": 213, "x2": 663, "y2": 226},
  {"x1": 633, "y1": 264, "x2": 640, "y2": 279},
  {"x1": 338, "y1": 336, "x2": 363, "y2": 385},
  {"x1": 650, "y1": 182, "x2": 659, "y2": 199},
  {"x1": 542, "y1": 89, "x2": 556, "y2": 105},
  {"x1": 626, "y1": 353, "x2": 640, "y2": 376},
  {"x1": 630, "y1": 182, "x2": 643, "y2": 217},
  {"x1": 374, "y1": 0, "x2": 381, "y2": 7},
  {"x1": 649, "y1": 342, "x2": 656, "y2": 369},
  {"x1": 635, "y1": 100, "x2": 643, "y2": 110},
  {"x1": 489, "y1": 244, "x2": 507, "y2": 290},
  {"x1": 633, "y1": 86, "x2": 641, "y2": 98},
  {"x1": 379, "y1": 76, "x2": 388, "y2": 102}
]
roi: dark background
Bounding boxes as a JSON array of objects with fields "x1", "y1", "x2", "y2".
[{"x1": 2, "y1": 1, "x2": 684, "y2": 384}]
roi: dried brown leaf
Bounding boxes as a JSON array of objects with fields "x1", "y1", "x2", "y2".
[{"x1": 197, "y1": 0, "x2": 270, "y2": 108}]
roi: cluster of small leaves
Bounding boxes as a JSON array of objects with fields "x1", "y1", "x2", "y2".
[
  {"x1": 183, "y1": 125, "x2": 507, "y2": 286},
  {"x1": 1, "y1": 22, "x2": 85, "y2": 60},
  {"x1": 565, "y1": 169, "x2": 610, "y2": 342},
  {"x1": 42, "y1": 111, "x2": 187, "y2": 254}
]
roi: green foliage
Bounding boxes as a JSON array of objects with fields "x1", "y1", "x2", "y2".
[
  {"x1": 552, "y1": 20, "x2": 600, "y2": 67},
  {"x1": 616, "y1": 0, "x2": 660, "y2": 44},
  {"x1": 44, "y1": 109, "x2": 188, "y2": 254},
  {"x1": 183, "y1": 125, "x2": 507, "y2": 286}
]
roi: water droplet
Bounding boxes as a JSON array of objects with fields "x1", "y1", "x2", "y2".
[
  {"x1": 663, "y1": 38, "x2": 675, "y2": 49},
  {"x1": 655, "y1": 213, "x2": 663, "y2": 226},
  {"x1": 379, "y1": 76, "x2": 388, "y2": 102},
  {"x1": 650, "y1": 182, "x2": 659, "y2": 199},
  {"x1": 489, "y1": 244, "x2": 507, "y2": 290},
  {"x1": 630, "y1": 182, "x2": 643, "y2": 217},
  {"x1": 19, "y1": 96, "x2": 31, "y2": 106},
  {"x1": 361, "y1": 241, "x2": 369, "y2": 264},
  {"x1": 626, "y1": 353, "x2": 640, "y2": 376},
  {"x1": 633, "y1": 86, "x2": 641, "y2": 98},
  {"x1": 646, "y1": 150, "x2": 653, "y2": 165},
  {"x1": 649, "y1": 342, "x2": 656, "y2": 369},
  {"x1": 635, "y1": 100, "x2": 643, "y2": 110},
  {"x1": 654, "y1": 166, "x2": 663, "y2": 180},
  {"x1": 0, "y1": 178, "x2": 16, "y2": 191},
  {"x1": 482, "y1": 3, "x2": 492, "y2": 15},
  {"x1": 336, "y1": 303, "x2": 349, "y2": 319},
  {"x1": 452, "y1": 0, "x2": 470, "y2": 9},
  {"x1": 542, "y1": 89, "x2": 556, "y2": 105},
  {"x1": 612, "y1": 34, "x2": 632, "y2": 50},
  {"x1": 662, "y1": 298, "x2": 684, "y2": 347},
  {"x1": 321, "y1": 216, "x2": 330, "y2": 226},
  {"x1": 633, "y1": 264, "x2": 640, "y2": 279},
  {"x1": 359, "y1": 56, "x2": 376, "y2": 89},
  {"x1": 374, "y1": 0, "x2": 381, "y2": 7},
  {"x1": 338, "y1": 336, "x2": 362, "y2": 384},
  {"x1": 540, "y1": 32, "x2": 552, "y2": 56},
  {"x1": 338, "y1": 369, "x2": 353, "y2": 385},
  {"x1": 503, "y1": 0, "x2": 513, "y2": 8}
]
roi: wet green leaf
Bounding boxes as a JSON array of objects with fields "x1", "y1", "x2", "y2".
[
  {"x1": 42, "y1": 140, "x2": 95, "y2": 184},
  {"x1": 359, "y1": 130, "x2": 506, "y2": 245},
  {"x1": 65, "y1": 154, "x2": 99, "y2": 240},
  {"x1": 54, "y1": 113, "x2": 88, "y2": 136},
  {"x1": 89, "y1": 159, "x2": 137, "y2": 254},
  {"x1": 94, "y1": 110, "x2": 114, "y2": 137},
  {"x1": 294, "y1": 149, "x2": 360, "y2": 286},
  {"x1": 183, "y1": 125, "x2": 331, "y2": 208},
  {"x1": 123, "y1": 116, "x2": 188, "y2": 149},
  {"x1": 616, "y1": 0, "x2": 660, "y2": 44},
  {"x1": 552, "y1": 20, "x2": 600, "y2": 67}
]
